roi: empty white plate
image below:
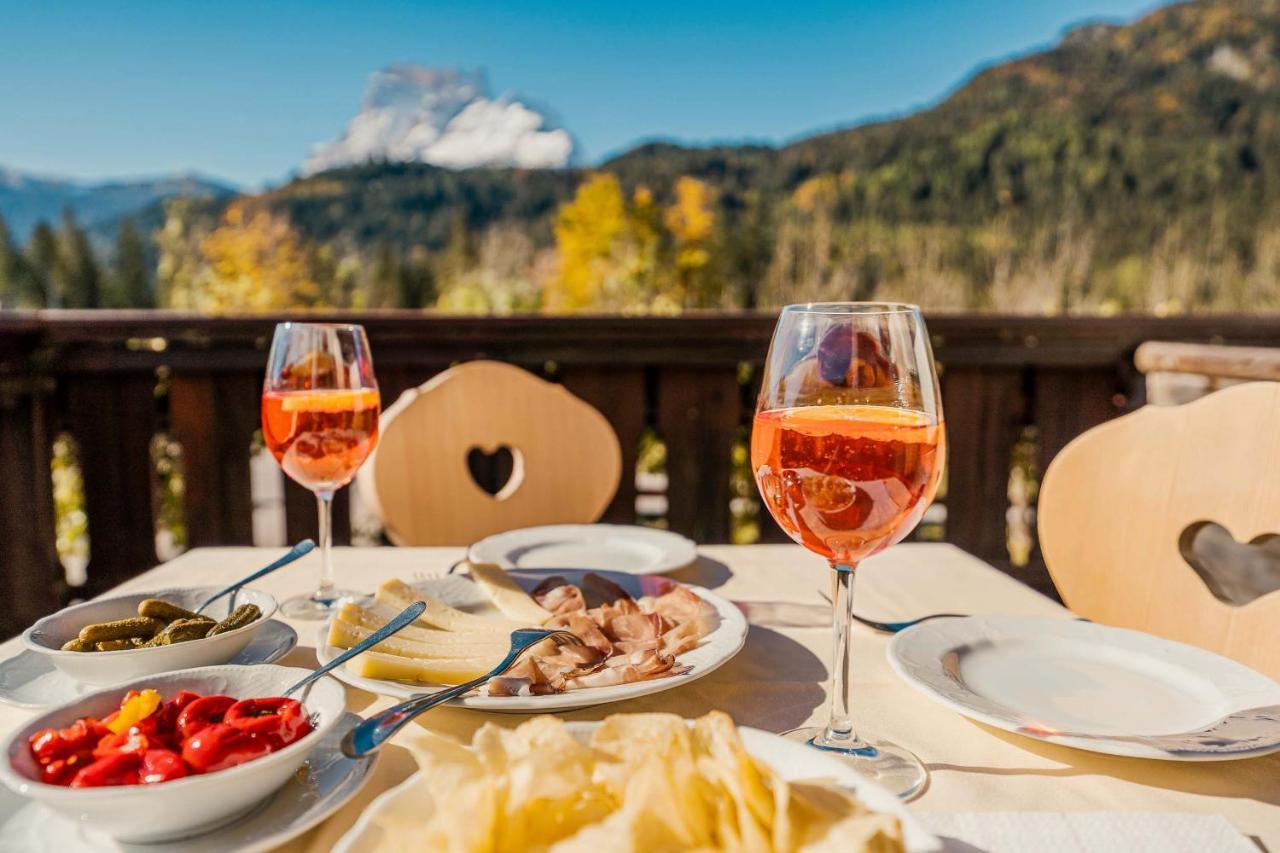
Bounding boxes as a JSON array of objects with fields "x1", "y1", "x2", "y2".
[
  {"x1": 468, "y1": 524, "x2": 698, "y2": 575},
  {"x1": 887, "y1": 615, "x2": 1280, "y2": 760}
]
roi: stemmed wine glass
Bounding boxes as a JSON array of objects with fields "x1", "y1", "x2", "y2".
[
  {"x1": 751, "y1": 303, "x2": 946, "y2": 798},
  {"x1": 262, "y1": 322, "x2": 381, "y2": 619}
]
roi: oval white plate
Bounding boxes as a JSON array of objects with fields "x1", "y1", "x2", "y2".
[
  {"x1": 0, "y1": 620, "x2": 298, "y2": 709},
  {"x1": 334, "y1": 721, "x2": 940, "y2": 853},
  {"x1": 317, "y1": 569, "x2": 747, "y2": 712},
  {"x1": 888, "y1": 615, "x2": 1280, "y2": 760},
  {"x1": 468, "y1": 524, "x2": 698, "y2": 575},
  {"x1": 0, "y1": 712, "x2": 375, "y2": 853}
]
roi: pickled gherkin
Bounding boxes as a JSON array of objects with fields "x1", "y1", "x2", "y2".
[
  {"x1": 138, "y1": 598, "x2": 201, "y2": 623},
  {"x1": 79, "y1": 617, "x2": 164, "y2": 644},
  {"x1": 208, "y1": 604, "x2": 262, "y2": 636}
]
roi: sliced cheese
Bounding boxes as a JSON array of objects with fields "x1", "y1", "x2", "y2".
[
  {"x1": 462, "y1": 561, "x2": 552, "y2": 626},
  {"x1": 328, "y1": 618, "x2": 508, "y2": 660},
  {"x1": 346, "y1": 650, "x2": 500, "y2": 685},
  {"x1": 377, "y1": 578, "x2": 521, "y2": 634},
  {"x1": 337, "y1": 602, "x2": 504, "y2": 644}
]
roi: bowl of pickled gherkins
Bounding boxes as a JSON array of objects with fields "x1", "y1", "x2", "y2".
[{"x1": 22, "y1": 587, "x2": 278, "y2": 686}]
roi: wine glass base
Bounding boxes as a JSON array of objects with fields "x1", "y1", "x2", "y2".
[
  {"x1": 280, "y1": 590, "x2": 360, "y2": 621},
  {"x1": 781, "y1": 726, "x2": 928, "y2": 800}
]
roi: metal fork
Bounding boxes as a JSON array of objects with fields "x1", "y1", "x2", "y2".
[
  {"x1": 340, "y1": 628, "x2": 584, "y2": 758},
  {"x1": 816, "y1": 588, "x2": 964, "y2": 633}
]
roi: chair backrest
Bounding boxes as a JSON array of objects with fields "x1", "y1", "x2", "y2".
[
  {"x1": 1136, "y1": 341, "x2": 1280, "y2": 405},
  {"x1": 360, "y1": 361, "x2": 622, "y2": 546},
  {"x1": 1038, "y1": 381, "x2": 1280, "y2": 679}
]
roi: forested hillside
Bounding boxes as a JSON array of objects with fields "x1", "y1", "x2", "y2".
[{"x1": 4, "y1": 0, "x2": 1280, "y2": 314}]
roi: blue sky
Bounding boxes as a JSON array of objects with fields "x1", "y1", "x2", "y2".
[{"x1": 1, "y1": 0, "x2": 1157, "y2": 188}]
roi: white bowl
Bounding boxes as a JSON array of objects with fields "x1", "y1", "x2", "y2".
[
  {"x1": 0, "y1": 664, "x2": 347, "y2": 843},
  {"x1": 22, "y1": 587, "x2": 279, "y2": 686}
]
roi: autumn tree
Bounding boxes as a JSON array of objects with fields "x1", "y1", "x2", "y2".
[
  {"x1": 166, "y1": 201, "x2": 322, "y2": 312},
  {"x1": 663, "y1": 176, "x2": 719, "y2": 307}
]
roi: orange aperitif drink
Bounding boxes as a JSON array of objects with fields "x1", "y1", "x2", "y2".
[
  {"x1": 751, "y1": 404, "x2": 945, "y2": 565},
  {"x1": 262, "y1": 388, "x2": 381, "y2": 492}
]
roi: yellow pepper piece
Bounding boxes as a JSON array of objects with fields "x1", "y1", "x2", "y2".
[{"x1": 106, "y1": 688, "x2": 162, "y2": 734}]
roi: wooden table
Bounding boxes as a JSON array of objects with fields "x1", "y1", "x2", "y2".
[{"x1": 2, "y1": 543, "x2": 1276, "y2": 848}]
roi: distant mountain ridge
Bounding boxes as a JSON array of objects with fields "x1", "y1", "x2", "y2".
[
  {"x1": 14, "y1": 0, "x2": 1280, "y2": 314},
  {"x1": 0, "y1": 169, "x2": 235, "y2": 242}
]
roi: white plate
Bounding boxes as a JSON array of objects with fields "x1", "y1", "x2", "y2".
[
  {"x1": 317, "y1": 569, "x2": 748, "y2": 712},
  {"x1": 468, "y1": 524, "x2": 698, "y2": 575},
  {"x1": 334, "y1": 721, "x2": 940, "y2": 853},
  {"x1": 0, "y1": 712, "x2": 375, "y2": 853},
  {"x1": 888, "y1": 615, "x2": 1280, "y2": 760},
  {"x1": 0, "y1": 620, "x2": 298, "y2": 709}
]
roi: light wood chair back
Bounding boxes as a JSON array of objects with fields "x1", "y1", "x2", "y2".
[
  {"x1": 1136, "y1": 341, "x2": 1280, "y2": 406},
  {"x1": 1038, "y1": 381, "x2": 1280, "y2": 679},
  {"x1": 359, "y1": 361, "x2": 622, "y2": 546}
]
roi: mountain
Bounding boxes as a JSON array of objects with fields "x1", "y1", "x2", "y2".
[
  {"x1": 0, "y1": 169, "x2": 235, "y2": 243},
  {"x1": 304, "y1": 64, "x2": 575, "y2": 174},
  {"x1": 156, "y1": 0, "x2": 1280, "y2": 314}
]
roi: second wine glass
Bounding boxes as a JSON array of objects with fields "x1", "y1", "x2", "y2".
[
  {"x1": 751, "y1": 302, "x2": 946, "y2": 798},
  {"x1": 262, "y1": 322, "x2": 380, "y2": 620}
]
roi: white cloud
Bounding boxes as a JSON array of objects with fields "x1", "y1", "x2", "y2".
[{"x1": 305, "y1": 65, "x2": 574, "y2": 174}]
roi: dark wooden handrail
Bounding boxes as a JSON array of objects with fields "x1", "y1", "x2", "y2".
[{"x1": 2, "y1": 310, "x2": 1279, "y2": 638}]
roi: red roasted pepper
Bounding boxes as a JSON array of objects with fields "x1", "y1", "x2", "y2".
[
  {"x1": 139, "y1": 748, "x2": 187, "y2": 784},
  {"x1": 182, "y1": 723, "x2": 272, "y2": 773},
  {"x1": 69, "y1": 751, "x2": 141, "y2": 787},
  {"x1": 224, "y1": 697, "x2": 312, "y2": 748},
  {"x1": 31, "y1": 688, "x2": 312, "y2": 788},
  {"x1": 175, "y1": 694, "x2": 236, "y2": 740}
]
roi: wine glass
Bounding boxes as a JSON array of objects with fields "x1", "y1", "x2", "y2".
[
  {"x1": 751, "y1": 302, "x2": 946, "y2": 798},
  {"x1": 262, "y1": 322, "x2": 380, "y2": 619}
]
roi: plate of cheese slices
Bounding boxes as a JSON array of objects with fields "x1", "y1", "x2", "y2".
[{"x1": 316, "y1": 561, "x2": 748, "y2": 712}]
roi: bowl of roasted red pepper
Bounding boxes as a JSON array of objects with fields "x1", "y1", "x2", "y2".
[{"x1": 0, "y1": 664, "x2": 348, "y2": 842}]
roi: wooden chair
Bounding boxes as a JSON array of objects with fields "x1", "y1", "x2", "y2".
[
  {"x1": 1038, "y1": 381, "x2": 1280, "y2": 679},
  {"x1": 1136, "y1": 341, "x2": 1280, "y2": 405},
  {"x1": 359, "y1": 361, "x2": 622, "y2": 546}
]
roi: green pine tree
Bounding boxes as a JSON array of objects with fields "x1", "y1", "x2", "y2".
[
  {"x1": 365, "y1": 240, "x2": 400, "y2": 308},
  {"x1": 59, "y1": 210, "x2": 102, "y2": 308},
  {"x1": 106, "y1": 219, "x2": 154, "y2": 308},
  {"x1": 26, "y1": 221, "x2": 61, "y2": 307},
  {"x1": 398, "y1": 246, "x2": 437, "y2": 309}
]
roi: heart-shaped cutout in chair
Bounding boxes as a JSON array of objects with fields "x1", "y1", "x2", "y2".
[
  {"x1": 1179, "y1": 521, "x2": 1280, "y2": 606},
  {"x1": 466, "y1": 445, "x2": 524, "y2": 500},
  {"x1": 1039, "y1": 381, "x2": 1280, "y2": 680}
]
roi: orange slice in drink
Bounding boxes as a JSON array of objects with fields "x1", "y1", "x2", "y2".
[{"x1": 278, "y1": 388, "x2": 381, "y2": 413}]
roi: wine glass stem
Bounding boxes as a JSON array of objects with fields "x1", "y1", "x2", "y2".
[
  {"x1": 825, "y1": 563, "x2": 859, "y2": 744},
  {"x1": 315, "y1": 489, "x2": 336, "y2": 602}
]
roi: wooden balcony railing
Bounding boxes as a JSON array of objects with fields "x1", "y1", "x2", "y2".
[{"x1": 2, "y1": 311, "x2": 1279, "y2": 638}]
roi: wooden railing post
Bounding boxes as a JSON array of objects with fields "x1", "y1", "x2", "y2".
[
  {"x1": 0, "y1": 358, "x2": 60, "y2": 636},
  {"x1": 658, "y1": 367, "x2": 741, "y2": 543},
  {"x1": 63, "y1": 373, "x2": 160, "y2": 595},
  {"x1": 941, "y1": 368, "x2": 1028, "y2": 569}
]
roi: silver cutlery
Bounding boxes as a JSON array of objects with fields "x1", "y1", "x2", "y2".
[
  {"x1": 340, "y1": 628, "x2": 584, "y2": 758},
  {"x1": 815, "y1": 588, "x2": 964, "y2": 633},
  {"x1": 282, "y1": 600, "x2": 426, "y2": 698},
  {"x1": 196, "y1": 539, "x2": 317, "y2": 615},
  {"x1": 1019, "y1": 705, "x2": 1280, "y2": 756}
]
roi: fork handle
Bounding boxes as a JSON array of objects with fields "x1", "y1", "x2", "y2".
[
  {"x1": 340, "y1": 641, "x2": 529, "y2": 758},
  {"x1": 340, "y1": 676, "x2": 487, "y2": 758}
]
